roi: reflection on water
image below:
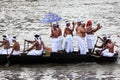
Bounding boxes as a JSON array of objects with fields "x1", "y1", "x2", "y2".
[
  {"x1": 0, "y1": 0, "x2": 120, "y2": 79},
  {"x1": 0, "y1": 63, "x2": 120, "y2": 80}
]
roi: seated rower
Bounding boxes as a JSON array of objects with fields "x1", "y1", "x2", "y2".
[
  {"x1": 7, "y1": 36, "x2": 20, "y2": 58},
  {"x1": 0, "y1": 35, "x2": 11, "y2": 54},
  {"x1": 24, "y1": 34, "x2": 45, "y2": 55},
  {"x1": 100, "y1": 38, "x2": 118, "y2": 57}
]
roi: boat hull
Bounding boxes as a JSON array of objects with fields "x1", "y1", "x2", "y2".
[{"x1": 0, "y1": 52, "x2": 118, "y2": 65}]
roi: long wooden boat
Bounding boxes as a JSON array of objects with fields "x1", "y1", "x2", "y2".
[{"x1": 0, "y1": 51, "x2": 118, "y2": 65}]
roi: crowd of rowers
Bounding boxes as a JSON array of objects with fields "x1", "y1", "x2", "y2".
[{"x1": 0, "y1": 20, "x2": 119, "y2": 58}]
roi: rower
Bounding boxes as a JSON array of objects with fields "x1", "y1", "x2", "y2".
[
  {"x1": 100, "y1": 37, "x2": 118, "y2": 57},
  {"x1": 86, "y1": 20, "x2": 102, "y2": 54},
  {"x1": 24, "y1": 34, "x2": 45, "y2": 55},
  {"x1": 76, "y1": 20, "x2": 87, "y2": 55},
  {"x1": 62, "y1": 21, "x2": 75, "y2": 53},
  {"x1": 56, "y1": 22, "x2": 63, "y2": 52},
  {"x1": 0, "y1": 35, "x2": 11, "y2": 54},
  {"x1": 7, "y1": 36, "x2": 20, "y2": 58},
  {"x1": 50, "y1": 22, "x2": 63, "y2": 52}
]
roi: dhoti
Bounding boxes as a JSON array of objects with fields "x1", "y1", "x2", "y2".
[
  {"x1": 51, "y1": 38, "x2": 59, "y2": 52},
  {"x1": 12, "y1": 50, "x2": 20, "y2": 55},
  {"x1": 27, "y1": 48, "x2": 43, "y2": 55},
  {"x1": 63, "y1": 35, "x2": 73, "y2": 53},
  {"x1": 87, "y1": 34, "x2": 95, "y2": 49},
  {"x1": 101, "y1": 49, "x2": 114, "y2": 57},
  {"x1": 58, "y1": 36, "x2": 63, "y2": 51},
  {"x1": 0, "y1": 48, "x2": 12, "y2": 55},
  {"x1": 77, "y1": 36, "x2": 87, "y2": 55}
]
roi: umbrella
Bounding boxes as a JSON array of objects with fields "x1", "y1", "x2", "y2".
[{"x1": 41, "y1": 12, "x2": 62, "y2": 23}]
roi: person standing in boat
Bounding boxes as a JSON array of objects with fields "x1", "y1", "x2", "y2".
[
  {"x1": 76, "y1": 21, "x2": 87, "y2": 55},
  {"x1": 0, "y1": 35, "x2": 11, "y2": 54},
  {"x1": 62, "y1": 21, "x2": 75, "y2": 53},
  {"x1": 7, "y1": 36, "x2": 20, "y2": 58},
  {"x1": 50, "y1": 22, "x2": 63, "y2": 52},
  {"x1": 24, "y1": 34, "x2": 45, "y2": 55},
  {"x1": 100, "y1": 38, "x2": 117, "y2": 57},
  {"x1": 86, "y1": 20, "x2": 102, "y2": 54},
  {"x1": 56, "y1": 22, "x2": 63, "y2": 52}
]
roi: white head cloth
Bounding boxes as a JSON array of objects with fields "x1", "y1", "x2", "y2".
[
  {"x1": 65, "y1": 21, "x2": 70, "y2": 24},
  {"x1": 35, "y1": 35, "x2": 41, "y2": 44},
  {"x1": 81, "y1": 21, "x2": 85, "y2": 25},
  {"x1": 52, "y1": 22, "x2": 57, "y2": 27},
  {"x1": 12, "y1": 36, "x2": 16, "y2": 41},
  {"x1": 76, "y1": 19, "x2": 81, "y2": 23}
]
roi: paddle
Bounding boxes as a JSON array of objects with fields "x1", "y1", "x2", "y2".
[
  {"x1": 92, "y1": 36, "x2": 99, "y2": 54},
  {"x1": 5, "y1": 49, "x2": 10, "y2": 66},
  {"x1": 23, "y1": 40, "x2": 26, "y2": 53},
  {"x1": 27, "y1": 41, "x2": 29, "y2": 50},
  {"x1": 21, "y1": 40, "x2": 28, "y2": 55}
]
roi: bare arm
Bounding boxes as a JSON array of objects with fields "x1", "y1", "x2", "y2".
[
  {"x1": 24, "y1": 42, "x2": 36, "y2": 52},
  {"x1": 97, "y1": 36, "x2": 104, "y2": 42},
  {"x1": 0, "y1": 41, "x2": 5, "y2": 47},
  {"x1": 63, "y1": 28, "x2": 67, "y2": 37},
  {"x1": 92, "y1": 24, "x2": 102, "y2": 32},
  {"x1": 71, "y1": 21, "x2": 76, "y2": 31},
  {"x1": 7, "y1": 45, "x2": 15, "y2": 58},
  {"x1": 41, "y1": 40, "x2": 46, "y2": 49},
  {"x1": 25, "y1": 39, "x2": 35, "y2": 44},
  {"x1": 0, "y1": 43, "x2": 4, "y2": 47},
  {"x1": 0, "y1": 41, "x2": 4, "y2": 43}
]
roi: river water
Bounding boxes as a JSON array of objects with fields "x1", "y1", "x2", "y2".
[{"x1": 0, "y1": 0, "x2": 120, "y2": 80}]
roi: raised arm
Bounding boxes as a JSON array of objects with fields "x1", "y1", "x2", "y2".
[
  {"x1": 63, "y1": 28, "x2": 67, "y2": 37},
  {"x1": 92, "y1": 23, "x2": 102, "y2": 32},
  {"x1": 71, "y1": 21, "x2": 76, "y2": 31}
]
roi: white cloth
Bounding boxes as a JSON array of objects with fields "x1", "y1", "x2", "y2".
[
  {"x1": 51, "y1": 36, "x2": 63, "y2": 52},
  {"x1": 12, "y1": 50, "x2": 20, "y2": 55},
  {"x1": 0, "y1": 49, "x2": 3, "y2": 54},
  {"x1": 51, "y1": 38, "x2": 59, "y2": 52},
  {"x1": 58, "y1": 36, "x2": 63, "y2": 51},
  {"x1": 87, "y1": 34, "x2": 95, "y2": 49},
  {"x1": 101, "y1": 49, "x2": 114, "y2": 57},
  {"x1": 0, "y1": 49, "x2": 20, "y2": 55},
  {"x1": 27, "y1": 48, "x2": 43, "y2": 55},
  {"x1": 36, "y1": 38, "x2": 41, "y2": 44},
  {"x1": 1, "y1": 48, "x2": 12, "y2": 55},
  {"x1": 62, "y1": 35, "x2": 73, "y2": 53},
  {"x1": 77, "y1": 36, "x2": 87, "y2": 55}
]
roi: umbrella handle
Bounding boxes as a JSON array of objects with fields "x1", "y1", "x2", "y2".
[{"x1": 50, "y1": 23, "x2": 52, "y2": 27}]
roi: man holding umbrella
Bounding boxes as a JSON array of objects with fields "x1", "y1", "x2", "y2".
[{"x1": 50, "y1": 22, "x2": 63, "y2": 52}]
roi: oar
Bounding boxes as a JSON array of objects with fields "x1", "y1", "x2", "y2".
[
  {"x1": 21, "y1": 40, "x2": 26, "y2": 56},
  {"x1": 23, "y1": 40, "x2": 26, "y2": 53},
  {"x1": 5, "y1": 49, "x2": 10, "y2": 66},
  {"x1": 27, "y1": 41, "x2": 29, "y2": 50},
  {"x1": 92, "y1": 36, "x2": 99, "y2": 54}
]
